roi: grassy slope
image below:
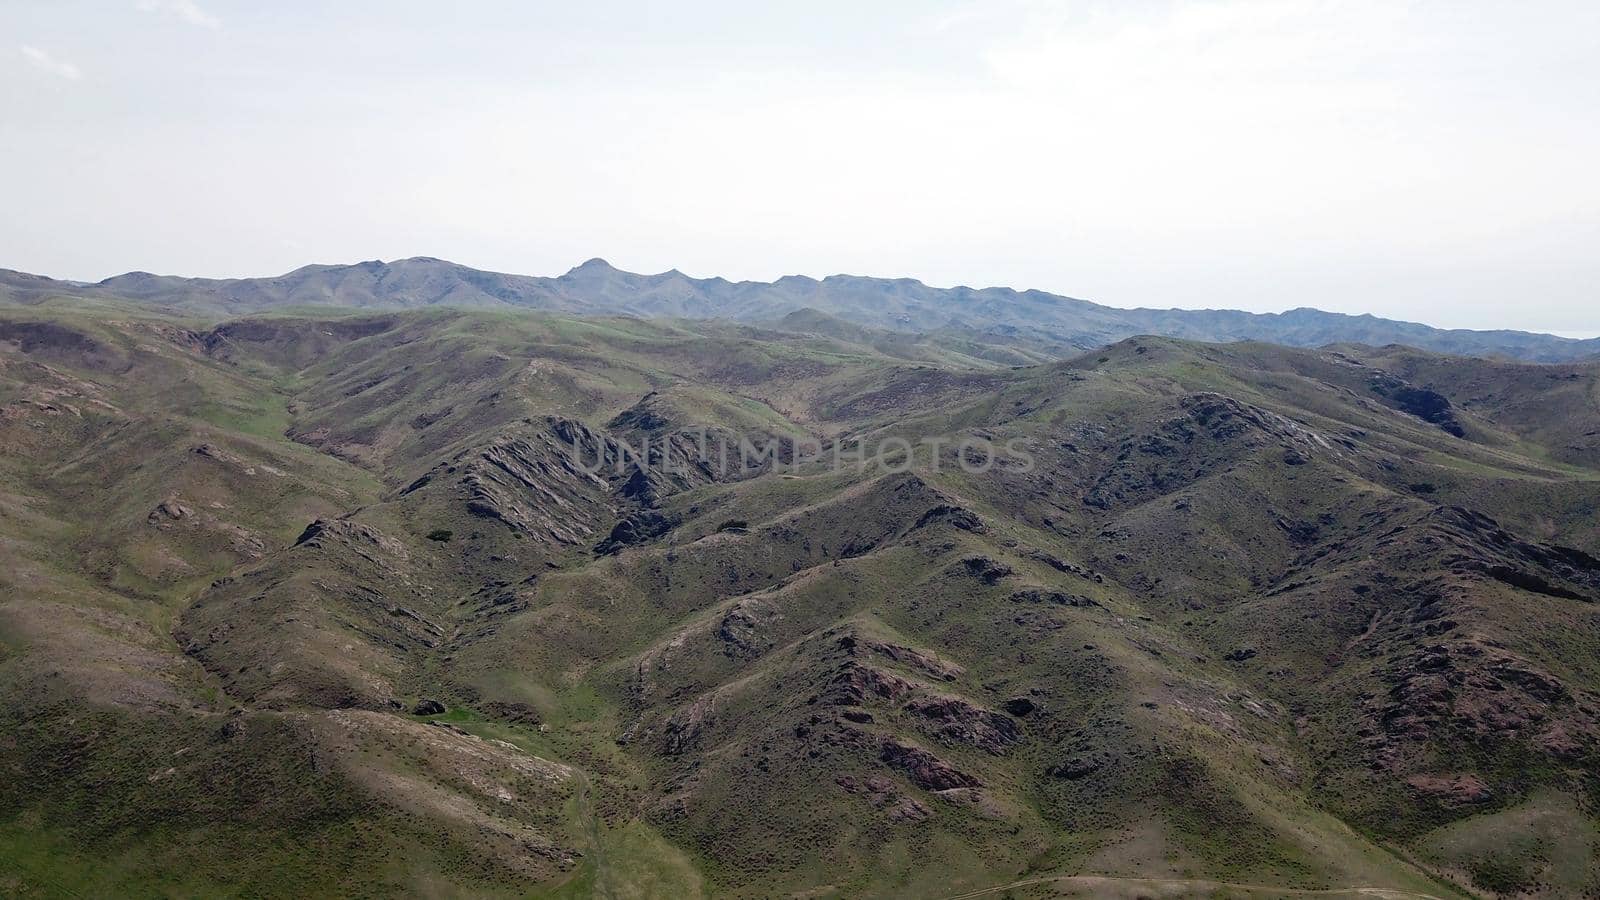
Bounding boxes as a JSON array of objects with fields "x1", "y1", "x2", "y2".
[{"x1": 3, "y1": 307, "x2": 1597, "y2": 897}]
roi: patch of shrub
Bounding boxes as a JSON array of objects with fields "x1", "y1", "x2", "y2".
[
  {"x1": 1469, "y1": 854, "x2": 1537, "y2": 895},
  {"x1": 425, "y1": 529, "x2": 453, "y2": 542}
]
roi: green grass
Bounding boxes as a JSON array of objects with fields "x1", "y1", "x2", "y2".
[
  {"x1": 4, "y1": 304, "x2": 1599, "y2": 897},
  {"x1": 535, "y1": 819, "x2": 705, "y2": 900}
]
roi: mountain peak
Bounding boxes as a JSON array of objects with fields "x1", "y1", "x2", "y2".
[{"x1": 566, "y1": 257, "x2": 618, "y2": 276}]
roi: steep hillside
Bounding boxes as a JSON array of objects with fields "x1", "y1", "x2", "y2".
[
  {"x1": 3, "y1": 305, "x2": 1598, "y2": 897},
  {"x1": 4, "y1": 257, "x2": 1596, "y2": 362}
]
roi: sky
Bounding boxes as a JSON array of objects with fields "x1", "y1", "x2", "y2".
[{"x1": 3, "y1": 1, "x2": 1597, "y2": 335}]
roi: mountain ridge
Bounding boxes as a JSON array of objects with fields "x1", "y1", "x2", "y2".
[
  {"x1": 4, "y1": 301, "x2": 1599, "y2": 895},
  {"x1": 3, "y1": 256, "x2": 1595, "y2": 363}
]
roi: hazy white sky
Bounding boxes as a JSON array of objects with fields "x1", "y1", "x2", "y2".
[{"x1": 4, "y1": 1, "x2": 1597, "y2": 333}]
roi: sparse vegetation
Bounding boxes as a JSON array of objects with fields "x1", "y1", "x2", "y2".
[{"x1": 2, "y1": 300, "x2": 1596, "y2": 898}]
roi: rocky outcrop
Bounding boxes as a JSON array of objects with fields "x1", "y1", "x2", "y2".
[
  {"x1": 879, "y1": 739, "x2": 982, "y2": 791},
  {"x1": 1025, "y1": 549, "x2": 1103, "y2": 582},
  {"x1": 662, "y1": 695, "x2": 716, "y2": 755},
  {"x1": 716, "y1": 597, "x2": 779, "y2": 658},
  {"x1": 911, "y1": 503, "x2": 985, "y2": 533},
  {"x1": 1405, "y1": 773, "x2": 1493, "y2": 805},
  {"x1": 1009, "y1": 588, "x2": 1098, "y2": 608},
  {"x1": 1430, "y1": 506, "x2": 1600, "y2": 602},
  {"x1": 413, "y1": 414, "x2": 749, "y2": 547},
  {"x1": 293, "y1": 517, "x2": 409, "y2": 562},
  {"x1": 824, "y1": 641, "x2": 1019, "y2": 755},
  {"x1": 961, "y1": 556, "x2": 1012, "y2": 584},
  {"x1": 1368, "y1": 374, "x2": 1465, "y2": 437},
  {"x1": 863, "y1": 639, "x2": 964, "y2": 682},
  {"x1": 835, "y1": 774, "x2": 933, "y2": 822},
  {"x1": 1002, "y1": 697, "x2": 1037, "y2": 717},
  {"x1": 457, "y1": 421, "x2": 616, "y2": 543},
  {"x1": 823, "y1": 663, "x2": 915, "y2": 707},
  {"x1": 148, "y1": 496, "x2": 193, "y2": 523},
  {"x1": 1363, "y1": 639, "x2": 1598, "y2": 772},
  {"x1": 1084, "y1": 392, "x2": 1333, "y2": 509},
  {"x1": 595, "y1": 509, "x2": 677, "y2": 555},
  {"x1": 904, "y1": 695, "x2": 1023, "y2": 755}
]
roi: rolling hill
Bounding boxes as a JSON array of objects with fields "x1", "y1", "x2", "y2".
[{"x1": 2, "y1": 300, "x2": 1598, "y2": 897}]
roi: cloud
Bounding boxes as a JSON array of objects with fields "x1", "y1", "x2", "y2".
[
  {"x1": 136, "y1": 0, "x2": 220, "y2": 28},
  {"x1": 20, "y1": 45, "x2": 81, "y2": 80},
  {"x1": 926, "y1": 5, "x2": 987, "y2": 33}
]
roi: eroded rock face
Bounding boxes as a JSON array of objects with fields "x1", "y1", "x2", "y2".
[
  {"x1": 1430, "y1": 506, "x2": 1600, "y2": 601},
  {"x1": 455, "y1": 422, "x2": 616, "y2": 544},
  {"x1": 413, "y1": 413, "x2": 754, "y2": 548},
  {"x1": 824, "y1": 663, "x2": 915, "y2": 707},
  {"x1": 904, "y1": 695, "x2": 1022, "y2": 755},
  {"x1": 1024, "y1": 549, "x2": 1103, "y2": 582},
  {"x1": 912, "y1": 503, "x2": 985, "y2": 534},
  {"x1": 835, "y1": 774, "x2": 933, "y2": 822},
  {"x1": 148, "y1": 496, "x2": 193, "y2": 523},
  {"x1": 293, "y1": 517, "x2": 409, "y2": 560},
  {"x1": 1046, "y1": 756, "x2": 1102, "y2": 780},
  {"x1": 879, "y1": 739, "x2": 982, "y2": 791},
  {"x1": 1083, "y1": 392, "x2": 1333, "y2": 509},
  {"x1": 176, "y1": 510, "x2": 440, "y2": 713},
  {"x1": 1009, "y1": 588, "x2": 1098, "y2": 608},
  {"x1": 595, "y1": 509, "x2": 677, "y2": 555},
  {"x1": 863, "y1": 639, "x2": 965, "y2": 682},
  {"x1": 1362, "y1": 639, "x2": 1599, "y2": 773},
  {"x1": 1405, "y1": 773, "x2": 1493, "y2": 806},
  {"x1": 1184, "y1": 393, "x2": 1306, "y2": 440},
  {"x1": 822, "y1": 640, "x2": 1022, "y2": 755},
  {"x1": 1002, "y1": 697, "x2": 1037, "y2": 717},
  {"x1": 717, "y1": 597, "x2": 779, "y2": 658},
  {"x1": 662, "y1": 694, "x2": 717, "y2": 755},
  {"x1": 961, "y1": 556, "x2": 1013, "y2": 584},
  {"x1": 1368, "y1": 374, "x2": 1465, "y2": 437}
]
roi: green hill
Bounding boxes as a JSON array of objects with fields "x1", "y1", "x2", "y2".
[{"x1": 3, "y1": 304, "x2": 1597, "y2": 897}]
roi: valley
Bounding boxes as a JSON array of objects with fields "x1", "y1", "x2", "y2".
[{"x1": 2, "y1": 302, "x2": 1597, "y2": 898}]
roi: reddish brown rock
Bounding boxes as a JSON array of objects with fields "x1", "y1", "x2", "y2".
[
  {"x1": 904, "y1": 695, "x2": 1022, "y2": 755},
  {"x1": 1406, "y1": 773, "x2": 1493, "y2": 805},
  {"x1": 824, "y1": 663, "x2": 915, "y2": 707},
  {"x1": 879, "y1": 739, "x2": 982, "y2": 791}
]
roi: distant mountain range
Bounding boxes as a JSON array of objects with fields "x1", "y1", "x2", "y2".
[{"x1": 3, "y1": 256, "x2": 1595, "y2": 362}]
